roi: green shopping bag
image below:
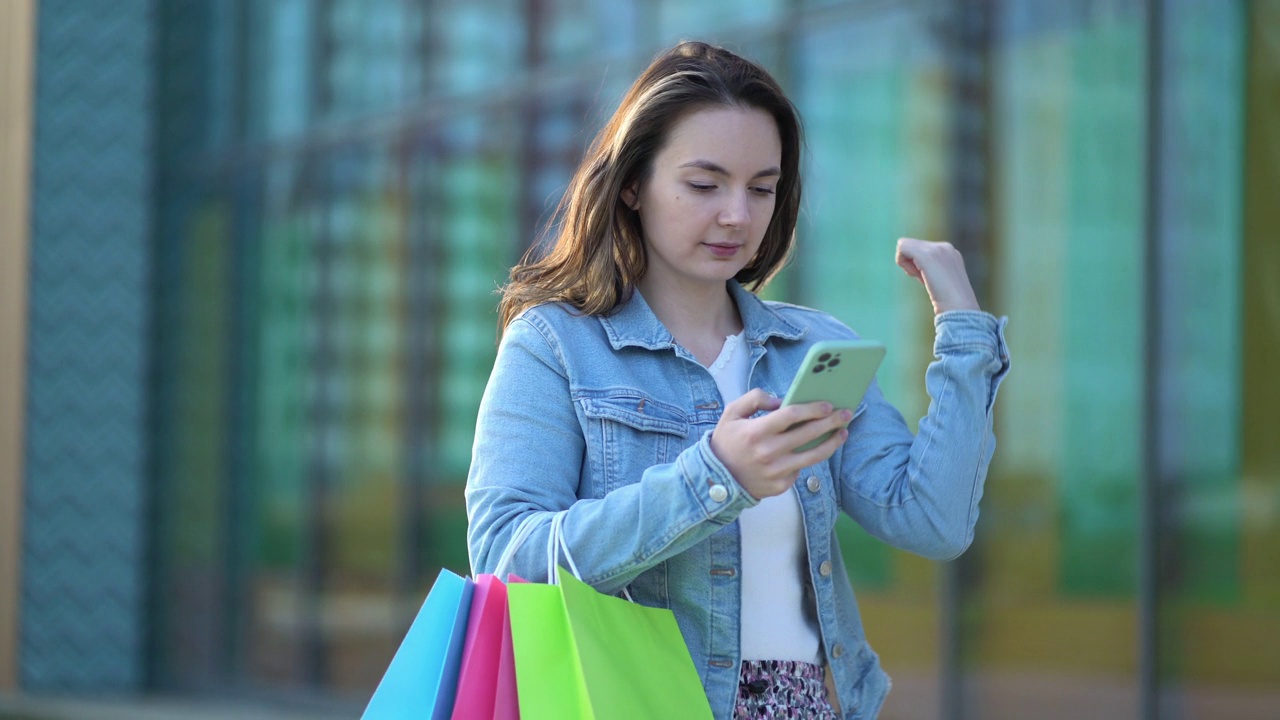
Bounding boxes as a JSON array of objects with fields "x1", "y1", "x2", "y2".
[
  {"x1": 563, "y1": 571, "x2": 714, "y2": 718},
  {"x1": 508, "y1": 568, "x2": 714, "y2": 719},
  {"x1": 507, "y1": 580, "x2": 592, "y2": 717}
]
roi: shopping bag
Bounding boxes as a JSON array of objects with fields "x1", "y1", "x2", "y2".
[
  {"x1": 508, "y1": 581, "x2": 592, "y2": 718},
  {"x1": 508, "y1": 569, "x2": 713, "y2": 720},
  {"x1": 451, "y1": 574, "x2": 523, "y2": 720},
  {"x1": 363, "y1": 569, "x2": 474, "y2": 720},
  {"x1": 493, "y1": 575, "x2": 526, "y2": 720},
  {"x1": 560, "y1": 571, "x2": 712, "y2": 718},
  {"x1": 451, "y1": 574, "x2": 505, "y2": 719}
]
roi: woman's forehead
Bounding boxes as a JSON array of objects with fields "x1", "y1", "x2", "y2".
[{"x1": 657, "y1": 106, "x2": 782, "y2": 174}]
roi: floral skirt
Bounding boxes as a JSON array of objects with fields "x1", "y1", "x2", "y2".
[{"x1": 734, "y1": 659, "x2": 840, "y2": 719}]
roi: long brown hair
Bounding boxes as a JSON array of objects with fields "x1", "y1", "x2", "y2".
[{"x1": 498, "y1": 41, "x2": 804, "y2": 332}]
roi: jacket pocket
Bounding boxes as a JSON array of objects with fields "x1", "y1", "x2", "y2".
[
  {"x1": 580, "y1": 393, "x2": 688, "y2": 435},
  {"x1": 578, "y1": 392, "x2": 689, "y2": 495}
]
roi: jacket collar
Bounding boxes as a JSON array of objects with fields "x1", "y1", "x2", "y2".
[{"x1": 598, "y1": 280, "x2": 806, "y2": 351}]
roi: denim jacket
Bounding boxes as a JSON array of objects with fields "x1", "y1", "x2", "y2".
[{"x1": 466, "y1": 281, "x2": 1010, "y2": 719}]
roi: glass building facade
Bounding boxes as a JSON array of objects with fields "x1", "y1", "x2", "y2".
[{"x1": 5, "y1": 0, "x2": 1279, "y2": 718}]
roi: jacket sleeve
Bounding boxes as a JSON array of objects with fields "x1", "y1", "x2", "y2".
[
  {"x1": 835, "y1": 310, "x2": 1010, "y2": 560},
  {"x1": 465, "y1": 313, "x2": 757, "y2": 594}
]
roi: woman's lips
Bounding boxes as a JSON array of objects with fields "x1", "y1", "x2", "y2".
[{"x1": 704, "y1": 243, "x2": 741, "y2": 258}]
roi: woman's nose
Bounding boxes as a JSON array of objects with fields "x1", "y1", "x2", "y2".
[{"x1": 718, "y1": 191, "x2": 750, "y2": 227}]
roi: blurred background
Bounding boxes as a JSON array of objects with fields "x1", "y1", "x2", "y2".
[{"x1": 1, "y1": 0, "x2": 1278, "y2": 718}]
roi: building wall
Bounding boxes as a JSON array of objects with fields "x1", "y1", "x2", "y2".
[
  {"x1": 18, "y1": 0, "x2": 153, "y2": 691},
  {"x1": 7, "y1": 0, "x2": 1279, "y2": 717},
  {"x1": 142, "y1": 3, "x2": 1280, "y2": 718}
]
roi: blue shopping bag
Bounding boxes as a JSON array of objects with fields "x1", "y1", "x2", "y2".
[{"x1": 363, "y1": 569, "x2": 474, "y2": 720}]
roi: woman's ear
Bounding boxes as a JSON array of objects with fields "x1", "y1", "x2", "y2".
[{"x1": 621, "y1": 183, "x2": 639, "y2": 210}]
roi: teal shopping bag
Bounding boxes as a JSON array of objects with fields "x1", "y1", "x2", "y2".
[{"x1": 363, "y1": 569, "x2": 474, "y2": 720}]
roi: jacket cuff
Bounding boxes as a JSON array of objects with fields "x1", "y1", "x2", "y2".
[
  {"x1": 934, "y1": 310, "x2": 1010, "y2": 365},
  {"x1": 680, "y1": 431, "x2": 759, "y2": 522}
]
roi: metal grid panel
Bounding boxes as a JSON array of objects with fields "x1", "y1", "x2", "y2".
[{"x1": 21, "y1": 0, "x2": 152, "y2": 691}]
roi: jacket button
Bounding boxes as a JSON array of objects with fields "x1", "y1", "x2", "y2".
[
  {"x1": 831, "y1": 643, "x2": 845, "y2": 659},
  {"x1": 819, "y1": 560, "x2": 832, "y2": 577},
  {"x1": 806, "y1": 476, "x2": 821, "y2": 492},
  {"x1": 709, "y1": 484, "x2": 728, "y2": 503}
]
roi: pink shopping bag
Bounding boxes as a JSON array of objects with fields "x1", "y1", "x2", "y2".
[
  {"x1": 493, "y1": 575, "x2": 526, "y2": 720},
  {"x1": 450, "y1": 574, "x2": 526, "y2": 720}
]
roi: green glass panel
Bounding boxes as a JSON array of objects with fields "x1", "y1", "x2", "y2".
[
  {"x1": 974, "y1": 4, "x2": 1145, "y2": 714},
  {"x1": 1057, "y1": 19, "x2": 1146, "y2": 597},
  {"x1": 795, "y1": 10, "x2": 947, "y2": 592},
  {"x1": 436, "y1": 121, "x2": 521, "y2": 481}
]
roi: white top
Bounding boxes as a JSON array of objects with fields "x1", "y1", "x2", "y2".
[{"x1": 704, "y1": 332, "x2": 823, "y2": 664}]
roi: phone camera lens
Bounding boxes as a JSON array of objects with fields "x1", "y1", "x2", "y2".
[
  {"x1": 818, "y1": 353, "x2": 832, "y2": 363},
  {"x1": 828, "y1": 358, "x2": 841, "y2": 367},
  {"x1": 812, "y1": 365, "x2": 824, "y2": 373}
]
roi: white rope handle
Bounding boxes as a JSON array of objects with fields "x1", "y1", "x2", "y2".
[
  {"x1": 492, "y1": 514, "x2": 539, "y2": 581},
  {"x1": 545, "y1": 511, "x2": 582, "y2": 585},
  {"x1": 500, "y1": 510, "x2": 633, "y2": 601}
]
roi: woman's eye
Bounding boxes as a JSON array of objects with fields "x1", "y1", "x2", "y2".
[
  {"x1": 688, "y1": 183, "x2": 715, "y2": 192},
  {"x1": 752, "y1": 186, "x2": 777, "y2": 196}
]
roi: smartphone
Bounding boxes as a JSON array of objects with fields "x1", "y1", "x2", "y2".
[{"x1": 780, "y1": 339, "x2": 886, "y2": 452}]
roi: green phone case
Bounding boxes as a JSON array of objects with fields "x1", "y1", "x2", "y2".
[{"x1": 780, "y1": 339, "x2": 886, "y2": 452}]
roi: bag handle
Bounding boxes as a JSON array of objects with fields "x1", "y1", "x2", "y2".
[
  {"x1": 492, "y1": 514, "x2": 539, "y2": 581},
  {"x1": 545, "y1": 512, "x2": 634, "y2": 602},
  {"x1": 546, "y1": 511, "x2": 582, "y2": 585},
  {"x1": 494, "y1": 510, "x2": 634, "y2": 601},
  {"x1": 489, "y1": 511, "x2": 581, "y2": 583}
]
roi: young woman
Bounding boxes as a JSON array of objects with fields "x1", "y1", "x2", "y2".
[{"x1": 465, "y1": 41, "x2": 1010, "y2": 719}]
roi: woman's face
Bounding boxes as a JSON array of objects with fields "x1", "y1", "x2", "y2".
[{"x1": 627, "y1": 105, "x2": 782, "y2": 295}]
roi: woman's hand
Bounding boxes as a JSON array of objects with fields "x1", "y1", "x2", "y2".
[
  {"x1": 895, "y1": 237, "x2": 982, "y2": 315},
  {"x1": 709, "y1": 388, "x2": 851, "y2": 500}
]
